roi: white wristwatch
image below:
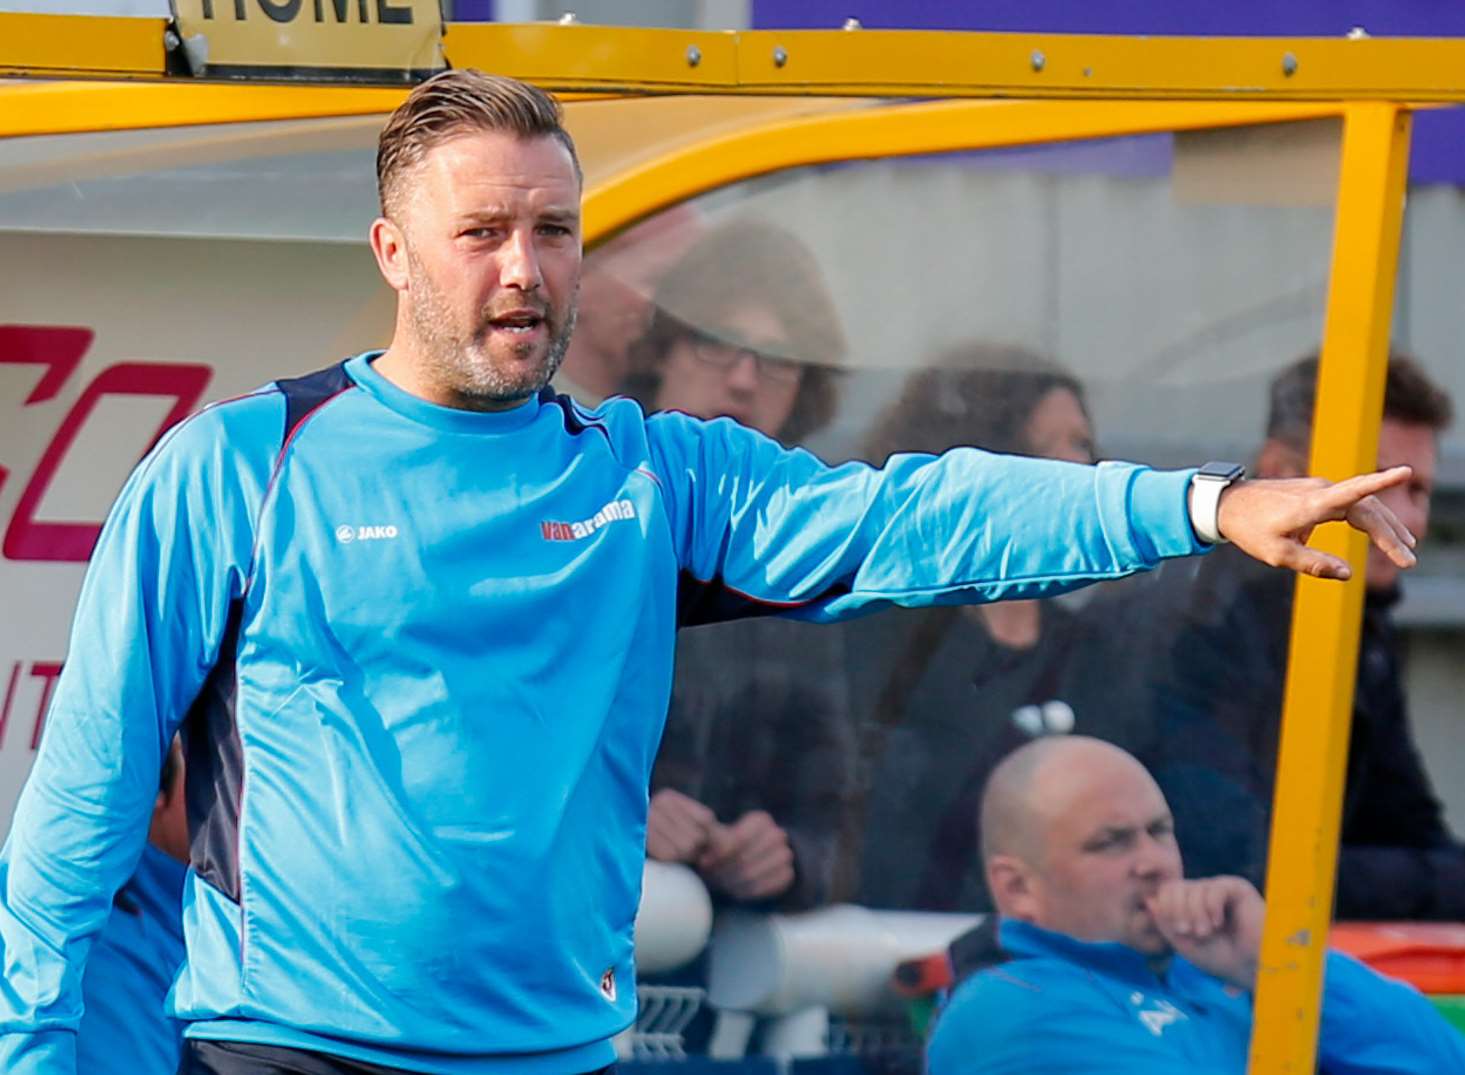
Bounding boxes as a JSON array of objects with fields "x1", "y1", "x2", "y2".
[{"x1": 1189, "y1": 462, "x2": 1246, "y2": 545}]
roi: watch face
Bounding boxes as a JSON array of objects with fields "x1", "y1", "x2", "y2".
[{"x1": 1197, "y1": 461, "x2": 1246, "y2": 482}]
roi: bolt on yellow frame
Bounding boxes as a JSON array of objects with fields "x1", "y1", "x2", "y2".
[{"x1": 0, "y1": 21, "x2": 1426, "y2": 1075}]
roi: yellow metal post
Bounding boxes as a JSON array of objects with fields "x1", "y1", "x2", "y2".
[{"x1": 1248, "y1": 103, "x2": 1411, "y2": 1074}]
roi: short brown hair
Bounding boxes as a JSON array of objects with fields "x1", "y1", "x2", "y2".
[
  {"x1": 376, "y1": 69, "x2": 581, "y2": 217},
  {"x1": 1267, "y1": 349, "x2": 1454, "y2": 451}
]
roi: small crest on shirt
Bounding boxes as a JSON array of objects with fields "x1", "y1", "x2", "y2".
[
  {"x1": 600, "y1": 966, "x2": 617, "y2": 1002},
  {"x1": 1130, "y1": 995, "x2": 1186, "y2": 1037}
]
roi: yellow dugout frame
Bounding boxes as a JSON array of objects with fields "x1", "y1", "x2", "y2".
[{"x1": 0, "y1": 19, "x2": 1446, "y2": 1073}]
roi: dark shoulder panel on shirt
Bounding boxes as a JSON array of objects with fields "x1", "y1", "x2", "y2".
[
  {"x1": 276, "y1": 361, "x2": 356, "y2": 449},
  {"x1": 539, "y1": 387, "x2": 616, "y2": 447}
]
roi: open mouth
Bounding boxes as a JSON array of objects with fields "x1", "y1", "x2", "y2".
[{"x1": 488, "y1": 311, "x2": 545, "y2": 335}]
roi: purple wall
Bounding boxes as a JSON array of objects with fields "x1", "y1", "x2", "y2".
[
  {"x1": 467, "y1": 0, "x2": 1465, "y2": 33},
  {"x1": 460, "y1": 2, "x2": 1465, "y2": 182},
  {"x1": 748, "y1": 0, "x2": 1465, "y2": 183}
]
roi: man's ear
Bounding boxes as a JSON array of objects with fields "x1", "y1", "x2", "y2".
[
  {"x1": 986, "y1": 854, "x2": 1041, "y2": 922},
  {"x1": 1254, "y1": 437, "x2": 1308, "y2": 480},
  {"x1": 370, "y1": 216, "x2": 411, "y2": 293}
]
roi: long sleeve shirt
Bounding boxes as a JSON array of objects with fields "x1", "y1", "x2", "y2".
[{"x1": 1, "y1": 351, "x2": 1203, "y2": 1074}]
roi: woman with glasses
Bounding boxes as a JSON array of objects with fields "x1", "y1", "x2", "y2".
[
  {"x1": 622, "y1": 216, "x2": 853, "y2": 913},
  {"x1": 621, "y1": 217, "x2": 842, "y2": 449}
]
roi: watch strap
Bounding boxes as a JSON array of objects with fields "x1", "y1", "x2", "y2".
[{"x1": 1189, "y1": 462, "x2": 1245, "y2": 545}]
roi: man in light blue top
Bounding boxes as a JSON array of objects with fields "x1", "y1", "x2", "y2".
[
  {"x1": 927, "y1": 736, "x2": 1465, "y2": 1074},
  {"x1": 0, "y1": 70, "x2": 1422, "y2": 1074}
]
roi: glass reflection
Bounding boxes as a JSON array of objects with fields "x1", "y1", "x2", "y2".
[{"x1": 542, "y1": 118, "x2": 1465, "y2": 1070}]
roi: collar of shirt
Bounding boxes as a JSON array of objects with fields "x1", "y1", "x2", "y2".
[
  {"x1": 995, "y1": 918, "x2": 1242, "y2": 1012},
  {"x1": 348, "y1": 351, "x2": 545, "y2": 436}
]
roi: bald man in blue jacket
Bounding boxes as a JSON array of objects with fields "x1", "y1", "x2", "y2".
[{"x1": 927, "y1": 736, "x2": 1465, "y2": 1075}]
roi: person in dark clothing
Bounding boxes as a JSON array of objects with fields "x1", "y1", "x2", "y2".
[
  {"x1": 1151, "y1": 351, "x2": 1458, "y2": 918},
  {"x1": 852, "y1": 597, "x2": 1153, "y2": 910},
  {"x1": 844, "y1": 348, "x2": 1148, "y2": 911},
  {"x1": 651, "y1": 629, "x2": 853, "y2": 909},
  {"x1": 629, "y1": 217, "x2": 853, "y2": 910}
]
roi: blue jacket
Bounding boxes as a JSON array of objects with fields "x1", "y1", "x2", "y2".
[
  {"x1": 927, "y1": 919, "x2": 1465, "y2": 1075},
  {"x1": 0, "y1": 352, "x2": 1203, "y2": 1074},
  {"x1": 76, "y1": 844, "x2": 187, "y2": 1074}
]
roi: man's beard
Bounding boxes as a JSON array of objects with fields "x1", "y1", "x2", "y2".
[{"x1": 406, "y1": 252, "x2": 578, "y2": 410}]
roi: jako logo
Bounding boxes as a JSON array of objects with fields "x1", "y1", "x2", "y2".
[
  {"x1": 540, "y1": 499, "x2": 636, "y2": 542},
  {"x1": 336, "y1": 524, "x2": 399, "y2": 544}
]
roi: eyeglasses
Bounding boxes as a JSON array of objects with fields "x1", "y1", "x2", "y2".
[{"x1": 684, "y1": 328, "x2": 805, "y2": 385}]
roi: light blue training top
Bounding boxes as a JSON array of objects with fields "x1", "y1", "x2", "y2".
[{"x1": 0, "y1": 352, "x2": 1204, "y2": 1073}]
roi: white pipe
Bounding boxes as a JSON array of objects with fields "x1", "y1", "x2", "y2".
[
  {"x1": 706, "y1": 904, "x2": 983, "y2": 1017},
  {"x1": 634, "y1": 860, "x2": 715, "y2": 974}
]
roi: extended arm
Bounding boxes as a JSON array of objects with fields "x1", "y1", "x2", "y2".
[
  {"x1": 648, "y1": 413, "x2": 1206, "y2": 624},
  {"x1": 646, "y1": 413, "x2": 1415, "y2": 626}
]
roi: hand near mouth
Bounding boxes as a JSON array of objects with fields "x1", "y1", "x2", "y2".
[{"x1": 1146, "y1": 875, "x2": 1265, "y2": 991}]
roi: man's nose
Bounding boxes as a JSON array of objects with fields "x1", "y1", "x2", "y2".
[
  {"x1": 500, "y1": 229, "x2": 543, "y2": 292},
  {"x1": 1132, "y1": 835, "x2": 1173, "y2": 877},
  {"x1": 724, "y1": 351, "x2": 762, "y2": 392}
]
